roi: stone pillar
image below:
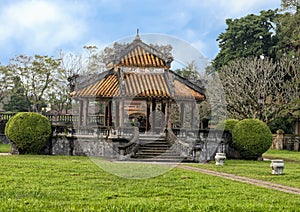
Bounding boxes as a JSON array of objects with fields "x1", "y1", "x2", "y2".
[{"x1": 272, "y1": 130, "x2": 284, "y2": 150}]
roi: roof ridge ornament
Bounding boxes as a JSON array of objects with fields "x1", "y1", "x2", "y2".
[{"x1": 134, "y1": 28, "x2": 141, "y2": 41}]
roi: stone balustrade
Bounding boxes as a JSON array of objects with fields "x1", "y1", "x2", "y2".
[{"x1": 272, "y1": 131, "x2": 300, "y2": 151}]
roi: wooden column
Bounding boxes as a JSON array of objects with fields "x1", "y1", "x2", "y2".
[
  {"x1": 146, "y1": 100, "x2": 150, "y2": 131},
  {"x1": 190, "y1": 102, "x2": 196, "y2": 128},
  {"x1": 108, "y1": 100, "x2": 112, "y2": 126},
  {"x1": 151, "y1": 99, "x2": 156, "y2": 133},
  {"x1": 180, "y1": 102, "x2": 185, "y2": 128},
  {"x1": 104, "y1": 101, "x2": 108, "y2": 126},
  {"x1": 79, "y1": 100, "x2": 83, "y2": 126},
  {"x1": 82, "y1": 99, "x2": 89, "y2": 126},
  {"x1": 167, "y1": 100, "x2": 172, "y2": 129},
  {"x1": 161, "y1": 101, "x2": 166, "y2": 131},
  {"x1": 115, "y1": 100, "x2": 120, "y2": 127},
  {"x1": 120, "y1": 98, "x2": 125, "y2": 127}
]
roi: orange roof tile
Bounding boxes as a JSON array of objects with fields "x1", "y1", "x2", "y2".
[
  {"x1": 118, "y1": 45, "x2": 167, "y2": 68},
  {"x1": 174, "y1": 80, "x2": 205, "y2": 101}
]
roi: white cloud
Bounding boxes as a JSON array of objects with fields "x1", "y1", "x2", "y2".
[
  {"x1": 201, "y1": 0, "x2": 280, "y2": 19},
  {"x1": 0, "y1": 1, "x2": 87, "y2": 54}
]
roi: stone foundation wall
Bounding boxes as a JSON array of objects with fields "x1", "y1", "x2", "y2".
[{"x1": 50, "y1": 136, "x2": 118, "y2": 158}]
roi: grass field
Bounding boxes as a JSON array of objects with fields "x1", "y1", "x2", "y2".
[
  {"x1": 190, "y1": 149, "x2": 300, "y2": 188},
  {"x1": 0, "y1": 144, "x2": 11, "y2": 153},
  {"x1": 0, "y1": 154, "x2": 299, "y2": 211}
]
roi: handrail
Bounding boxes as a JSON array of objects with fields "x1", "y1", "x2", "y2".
[
  {"x1": 166, "y1": 128, "x2": 191, "y2": 157},
  {"x1": 118, "y1": 127, "x2": 140, "y2": 158}
]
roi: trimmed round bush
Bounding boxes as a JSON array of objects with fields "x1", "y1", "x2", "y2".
[
  {"x1": 232, "y1": 119, "x2": 272, "y2": 160},
  {"x1": 5, "y1": 112, "x2": 51, "y2": 154},
  {"x1": 216, "y1": 119, "x2": 239, "y2": 132}
]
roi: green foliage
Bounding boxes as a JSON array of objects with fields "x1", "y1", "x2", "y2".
[
  {"x1": 268, "y1": 115, "x2": 294, "y2": 134},
  {"x1": 174, "y1": 61, "x2": 200, "y2": 81},
  {"x1": 276, "y1": 0, "x2": 300, "y2": 58},
  {"x1": 216, "y1": 119, "x2": 239, "y2": 132},
  {"x1": 232, "y1": 119, "x2": 273, "y2": 160},
  {"x1": 213, "y1": 9, "x2": 278, "y2": 70},
  {"x1": 3, "y1": 76, "x2": 30, "y2": 112},
  {"x1": 2, "y1": 54, "x2": 61, "y2": 112},
  {"x1": 5, "y1": 112, "x2": 51, "y2": 154}
]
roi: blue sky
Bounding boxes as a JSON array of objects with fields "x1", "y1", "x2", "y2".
[{"x1": 0, "y1": 0, "x2": 281, "y2": 65}]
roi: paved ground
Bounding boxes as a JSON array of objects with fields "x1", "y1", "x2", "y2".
[
  {"x1": 179, "y1": 165, "x2": 300, "y2": 195},
  {"x1": 0, "y1": 153, "x2": 12, "y2": 156}
]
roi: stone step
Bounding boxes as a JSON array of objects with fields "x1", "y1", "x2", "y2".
[
  {"x1": 133, "y1": 154, "x2": 184, "y2": 159},
  {"x1": 139, "y1": 149, "x2": 172, "y2": 153},
  {"x1": 135, "y1": 151, "x2": 180, "y2": 156},
  {"x1": 140, "y1": 144, "x2": 170, "y2": 149}
]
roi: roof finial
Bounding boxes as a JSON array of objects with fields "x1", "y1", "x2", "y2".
[{"x1": 135, "y1": 28, "x2": 140, "y2": 40}]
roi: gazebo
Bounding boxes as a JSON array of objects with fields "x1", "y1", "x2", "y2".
[{"x1": 71, "y1": 33, "x2": 205, "y2": 136}]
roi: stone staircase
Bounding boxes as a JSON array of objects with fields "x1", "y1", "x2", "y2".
[{"x1": 130, "y1": 135, "x2": 185, "y2": 162}]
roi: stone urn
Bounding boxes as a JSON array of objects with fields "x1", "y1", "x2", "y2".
[
  {"x1": 270, "y1": 159, "x2": 284, "y2": 175},
  {"x1": 215, "y1": 153, "x2": 226, "y2": 166}
]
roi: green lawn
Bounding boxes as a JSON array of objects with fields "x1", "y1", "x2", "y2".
[
  {"x1": 0, "y1": 144, "x2": 11, "y2": 153},
  {"x1": 189, "y1": 149, "x2": 300, "y2": 188},
  {"x1": 0, "y1": 155, "x2": 299, "y2": 211},
  {"x1": 263, "y1": 149, "x2": 300, "y2": 162}
]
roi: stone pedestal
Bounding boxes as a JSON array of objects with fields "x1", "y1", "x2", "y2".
[
  {"x1": 215, "y1": 152, "x2": 226, "y2": 166},
  {"x1": 270, "y1": 159, "x2": 284, "y2": 175}
]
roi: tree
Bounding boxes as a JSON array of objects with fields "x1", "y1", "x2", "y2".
[
  {"x1": 3, "y1": 55, "x2": 61, "y2": 112},
  {"x1": 3, "y1": 76, "x2": 30, "y2": 112},
  {"x1": 275, "y1": 0, "x2": 300, "y2": 58},
  {"x1": 0, "y1": 64, "x2": 7, "y2": 104},
  {"x1": 174, "y1": 61, "x2": 201, "y2": 81},
  {"x1": 213, "y1": 10, "x2": 278, "y2": 71},
  {"x1": 83, "y1": 45, "x2": 106, "y2": 74},
  {"x1": 47, "y1": 51, "x2": 84, "y2": 114},
  {"x1": 219, "y1": 56, "x2": 299, "y2": 123}
]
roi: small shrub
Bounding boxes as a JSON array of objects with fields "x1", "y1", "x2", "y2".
[
  {"x1": 216, "y1": 119, "x2": 239, "y2": 132},
  {"x1": 5, "y1": 112, "x2": 51, "y2": 154},
  {"x1": 232, "y1": 119, "x2": 272, "y2": 160}
]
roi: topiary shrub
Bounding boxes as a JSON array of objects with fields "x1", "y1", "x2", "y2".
[
  {"x1": 5, "y1": 112, "x2": 51, "y2": 154},
  {"x1": 232, "y1": 119, "x2": 272, "y2": 160},
  {"x1": 216, "y1": 119, "x2": 239, "y2": 132}
]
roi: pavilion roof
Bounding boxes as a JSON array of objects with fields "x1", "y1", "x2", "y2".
[
  {"x1": 73, "y1": 71, "x2": 205, "y2": 101},
  {"x1": 72, "y1": 34, "x2": 205, "y2": 102},
  {"x1": 111, "y1": 34, "x2": 172, "y2": 68}
]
